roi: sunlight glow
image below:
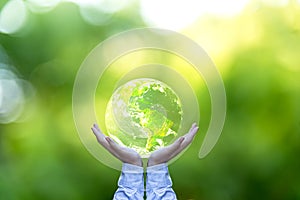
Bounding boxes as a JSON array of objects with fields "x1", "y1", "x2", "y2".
[
  {"x1": 79, "y1": 4, "x2": 113, "y2": 26},
  {"x1": 26, "y1": 0, "x2": 61, "y2": 13},
  {"x1": 67, "y1": 0, "x2": 130, "y2": 25},
  {"x1": 67, "y1": 0, "x2": 129, "y2": 13},
  {"x1": 140, "y1": 0, "x2": 250, "y2": 30},
  {"x1": 262, "y1": 0, "x2": 289, "y2": 7}
]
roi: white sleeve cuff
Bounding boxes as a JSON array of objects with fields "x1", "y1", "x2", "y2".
[
  {"x1": 122, "y1": 163, "x2": 144, "y2": 173},
  {"x1": 147, "y1": 163, "x2": 168, "y2": 173}
]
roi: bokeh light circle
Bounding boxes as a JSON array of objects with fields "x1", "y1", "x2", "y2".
[
  {"x1": 0, "y1": 68, "x2": 24, "y2": 123},
  {"x1": 0, "y1": 0, "x2": 28, "y2": 34},
  {"x1": 0, "y1": 67, "x2": 35, "y2": 124},
  {"x1": 72, "y1": 28, "x2": 226, "y2": 170}
]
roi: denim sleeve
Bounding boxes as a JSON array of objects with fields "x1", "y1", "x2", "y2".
[
  {"x1": 113, "y1": 163, "x2": 144, "y2": 200},
  {"x1": 146, "y1": 163, "x2": 177, "y2": 200}
]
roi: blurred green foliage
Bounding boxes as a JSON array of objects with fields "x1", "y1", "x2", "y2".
[{"x1": 1, "y1": 1, "x2": 300, "y2": 200}]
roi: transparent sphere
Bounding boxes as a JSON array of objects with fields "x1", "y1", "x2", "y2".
[{"x1": 105, "y1": 78, "x2": 183, "y2": 157}]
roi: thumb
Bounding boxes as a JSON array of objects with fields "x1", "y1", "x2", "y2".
[{"x1": 105, "y1": 137, "x2": 120, "y2": 151}]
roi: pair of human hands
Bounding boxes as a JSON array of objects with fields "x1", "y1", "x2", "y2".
[{"x1": 91, "y1": 123, "x2": 199, "y2": 167}]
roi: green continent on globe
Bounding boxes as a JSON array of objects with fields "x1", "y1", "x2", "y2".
[{"x1": 105, "y1": 78, "x2": 182, "y2": 157}]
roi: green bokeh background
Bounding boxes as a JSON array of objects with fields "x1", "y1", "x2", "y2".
[{"x1": 1, "y1": 1, "x2": 300, "y2": 199}]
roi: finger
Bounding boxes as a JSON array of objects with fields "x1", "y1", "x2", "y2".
[
  {"x1": 190, "y1": 125, "x2": 199, "y2": 136},
  {"x1": 148, "y1": 124, "x2": 198, "y2": 165},
  {"x1": 187, "y1": 124, "x2": 199, "y2": 138},
  {"x1": 94, "y1": 123, "x2": 101, "y2": 132},
  {"x1": 189, "y1": 123, "x2": 198, "y2": 133},
  {"x1": 191, "y1": 122, "x2": 197, "y2": 128},
  {"x1": 91, "y1": 124, "x2": 124, "y2": 158},
  {"x1": 105, "y1": 137, "x2": 124, "y2": 153},
  {"x1": 177, "y1": 124, "x2": 199, "y2": 150},
  {"x1": 163, "y1": 125, "x2": 197, "y2": 156},
  {"x1": 183, "y1": 130, "x2": 197, "y2": 145},
  {"x1": 156, "y1": 136, "x2": 184, "y2": 158},
  {"x1": 189, "y1": 123, "x2": 196, "y2": 130},
  {"x1": 173, "y1": 136, "x2": 185, "y2": 144},
  {"x1": 106, "y1": 137, "x2": 132, "y2": 156},
  {"x1": 91, "y1": 126, "x2": 112, "y2": 150},
  {"x1": 105, "y1": 137, "x2": 140, "y2": 163},
  {"x1": 91, "y1": 126, "x2": 104, "y2": 139},
  {"x1": 169, "y1": 136, "x2": 185, "y2": 150},
  {"x1": 105, "y1": 136, "x2": 115, "y2": 145},
  {"x1": 91, "y1": 124, "x2": 102, "y2": 136},
  {"x1": 91, "y1": 127, "x2": 100, "y2": 138}
]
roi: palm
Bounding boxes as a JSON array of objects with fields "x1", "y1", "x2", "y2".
[
  {"x1": 91, "y1": 124, "x2": 142, "y2": 167},
  {"x1": 148, "y1": 123, "x2": 199, "y2": 166},
  {"x1": 91, "y1": 123, "x2": 198, "y2": 167}
]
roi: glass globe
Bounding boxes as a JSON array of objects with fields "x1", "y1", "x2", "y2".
[{"x1": 105, "y1": 78, "x2": 183, "y2": 157}]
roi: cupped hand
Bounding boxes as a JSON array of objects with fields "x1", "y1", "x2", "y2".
[
  {"x1": 147, "y1": 123, "x2": 199, "y2": 167},
  {"x1": 91, "y1": 124, "x2": 142, "y2": 167}
]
